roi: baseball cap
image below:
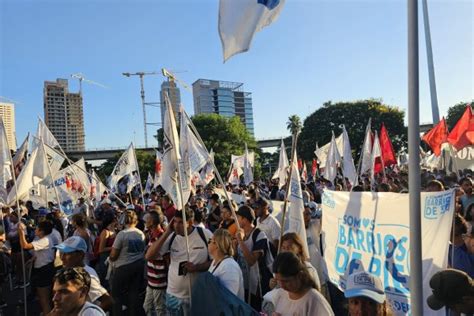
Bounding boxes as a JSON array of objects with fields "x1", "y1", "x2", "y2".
[
  {"x1": 236, "y1": 205, "x2": 255, "y2": 222},
  {"x1": 427, "y1": 269, "x2": 474, "y2": 310},
  {"x1": 126, "y1": 204, "x2": 135, "y2": 210},
  {"x1": 345, "y1": 271, "x2": 386, "y2": 304},
  {"x1": 54, "y1": 236, "x2": 87, "y2": 253}
]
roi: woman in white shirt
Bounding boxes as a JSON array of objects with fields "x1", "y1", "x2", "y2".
[
  {"x1": 208, "y1": 228, "x2": 244, "y2": 300},
  {"x1": 18, "y1": 220, "x2": 56, "y2": 315},
  {"x1": 272, "y1": 252, "x2": 334, "y2": 316}
]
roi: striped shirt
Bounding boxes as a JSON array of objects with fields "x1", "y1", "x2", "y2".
[{"x1": 146, "y1": 227, "x2": 168, "y2": 289}]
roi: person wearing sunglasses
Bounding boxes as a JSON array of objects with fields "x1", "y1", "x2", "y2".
[{"x1": 50, "y1": 267, "x2": 106, "y2": 316}]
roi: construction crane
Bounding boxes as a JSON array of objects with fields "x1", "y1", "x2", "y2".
[
  {"x1": 162, "y1": 68, "x2": 192, "y2": 93},
  {"x1": 122, "y1": 71, "x2": 161, "y2": 147},
  {"x1": 70, "y1": 73, "x2": 107, "y2": 95}
]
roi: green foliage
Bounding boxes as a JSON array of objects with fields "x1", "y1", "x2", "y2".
[
  {"x1": 259, "y1": 150, "x2": 280, "y2": 178},
  {"x1": 191, "y1": 114, "x2": 259, "y2": 177},
  {"x1": 287, "y1": 115, "x2": 302, "y2": 136},
  {"x1": 446, "y1": 101, "x2": 471, "y2": 130},
  {"x1": 298, "y1": 99, "x2": 407, "y2": 161},
  {"x1": 96, "y1": 150, "x2": 154, "y2": 185}
]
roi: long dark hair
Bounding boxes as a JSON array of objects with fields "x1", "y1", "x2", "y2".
[{"x1": 273, "y1": 252, "x2": 317, "y2": 291}]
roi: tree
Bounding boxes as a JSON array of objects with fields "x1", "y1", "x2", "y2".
[
  {"x1": 298, "y1": 99, "x2": 407, "y2": 161},
  {"x1": 446, "y1": 101, "x2": 472, "y2": 130},
  {"x1": 287, "y1": 115, "x2": 302, "y2": 136},
  {"x1": 191, "y1": 114, "x2": 260, "y2": 177}
]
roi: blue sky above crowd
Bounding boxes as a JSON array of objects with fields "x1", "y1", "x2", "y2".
[{"x1": 1, "y1": 0, "x2": 472, "y2": 149}]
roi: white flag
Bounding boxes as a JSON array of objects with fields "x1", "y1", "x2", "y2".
[
  {"x1": 161, "y1": 97, "x2": 182, "y2": 209},
  {"x1": 228, "y1": 165, "x2": 242, "y2": 186},
  {"x1": 219, "y1": 0, "x2": 286, "y2": 62},
  {"x1": 359, "y1": 118, "x2": 373, "y2": 176},
  {"x1": 200, "y1": 149, "x2": 215, "y2": 186},
  {"x1": 314, "y1": 134, "x2": 343, "y2": 166},
  {"x1": 180, "y1": 109, "x2": 210, "y2": 203},
  {"x1": 36, "y1": 118, "x2": 60, "y2": 148},
  {"x1": 0, "y1": 119, "x2": 13, "y2": 203},
  {"x1": 13, "y1": 133, "x2": 29, "y2": 173},
  {"x1": 126, "y1": 172, "x2": 139, "y2": 194},
  {"x1": 301, "y1": 163, "x2": 307, "y2": 182},
  {"x1": 145, "y1": 172, "x2": 154, "y2": 194},
  {"x1": 90, "y1": 170, "x2": 107, "y2": 202},
  {"x1": 370, "y1": 131, "x2": 382, "y2": 182},
  {"x1": 31, "y1": 136, "x2": 65, "y2": 177},
  {"x1": 7, "y1": 144, "x2": 49, "y2": 205},
  {"x1": 154, "y1": 151, "x2": 163, "y2": 189},
  {"x1": 272, "y1": 139, "x2": 289, "y2": 188},
  {"x1": 323, "y1": 132, "x2": 341, "y2": 184},
  {"x1": 341, "y1": 125, "x2": 357, "y2": 186},
  {"x1": 287, "y1": 149, "x2": 309, "y2": 258},
  {"x1": 243, "y1": 143, "x2": 254, "y2": 185},
  {"x1": 108, "y1": 143, "x2": 138, "y2": 190},
  {"x1": 47, "y1": 158, "x2": 89, "y2": 205}
]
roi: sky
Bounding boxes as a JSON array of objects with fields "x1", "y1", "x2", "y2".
[{"x1": 1, "y1": 0, "x2": 473, "y2": 150}]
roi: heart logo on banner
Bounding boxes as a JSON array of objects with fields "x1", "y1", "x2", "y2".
[{"x1": 363, "y1": 218, "x2": 370, "y2": 228}]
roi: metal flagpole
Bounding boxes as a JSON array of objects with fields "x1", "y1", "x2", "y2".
[
  {"x1": 408, "y1": 0, "x2": 423, "y2": 313},
  {"x1": 422, "y1": 0, "x2": 440, "y2": 124}
]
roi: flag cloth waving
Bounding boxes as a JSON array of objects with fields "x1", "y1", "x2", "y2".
[
  {"x1": 272, "y1": 139, "x2": 289, "y2": 188},
  {"x1": 447, "y1": 105, "x2": 474, "y2": 150},
  {"x1": 0, "y1": 119, "x2": 13, "y2": 203},
  {"x1": 422, "y1": 118, "x2": 448, "y2": 156},
  {"x1": 219, "y1": 0, "x2": 286, "y2": 62},
  {"x1": 108, "y1": 143, "x2": 138, "y2": 190}
]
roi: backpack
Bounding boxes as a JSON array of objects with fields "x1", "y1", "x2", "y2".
[
  {"x1": 251, "y1": 228, "x2": 275, "y2": 274},
  {"x1": 168, "y1": 226, "x2": 210, "y2": 260}
]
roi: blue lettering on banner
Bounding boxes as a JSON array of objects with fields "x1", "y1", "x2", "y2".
[
  {"x1": 423, "y1": 191, "x2": 452, "y2": 220},
  {"x1": 322, "y1": 192, "x2": 335, "y2": 208},
  {"x1": 333, "y1": 217, "x2": 411, "y2": 310},
  {"x1": 258, "y1": 0, "x2": 280, "y2": 10}
]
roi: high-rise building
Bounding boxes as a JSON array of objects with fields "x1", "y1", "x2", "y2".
[
  {"x1": 43, "y1": 79, "x2": 85, "y2": 151},
  {"x1": 160, "y1": 80, "x2": 181, "y2": 125},
  {"x1": 0, "y1": 102, "x2": 16, "y2": 150},
  {"x1": 192, "y1": 79, "x2": 254, "y2": 135}
]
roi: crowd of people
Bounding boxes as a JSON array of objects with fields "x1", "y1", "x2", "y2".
[{"x1": 0, "y1": 167, "x2": 473, "y2": 315}]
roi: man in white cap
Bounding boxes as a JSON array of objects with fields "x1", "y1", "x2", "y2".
[
  {"x1": 344, "y1": 271, "x2": 391, "y2": 316},
  {"x1": 55, "y1": 236, "x2": 113, "y2": 312}
]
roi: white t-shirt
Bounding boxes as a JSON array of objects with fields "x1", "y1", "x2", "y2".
[
  {"x1": 273, "y1": 288, "x2": 334, "y2": 316},
  {"x1": 31, "y1": 235, "x2": 55, "y2": 268},
  {"x1": 257, "y1": 215, "x2": 281, "y2": 244},
  {"x1": 209, "y1": 257, "x2": 245, "y2": 300},
  {"x1": 84, "y1": 265, "x2": 108, "y2": 304},
  {"x1": 78, "y1": 301, "x2": 106, "y2": 316},
  {"x1": 160, "y1": 227, "x2": 213, "y2": 299}
]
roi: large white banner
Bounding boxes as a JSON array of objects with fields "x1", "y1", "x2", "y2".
[{"x1": 321, "y1": 190, "x2": 454, "y2": 316}]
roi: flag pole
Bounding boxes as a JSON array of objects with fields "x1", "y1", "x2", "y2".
[
  {"x1": 408, "y1": 0, "x2": 423, "y2": 313},
  {"x1": 278, "y1": 132, "x2": 298, "y2": 254},
  {"x1": 354, "y1": 118, "x2": 371, "y2": 186},
  {"x1": 1, "y1": 118, "x2": 28, "y2": 316},
  {"x1": 131, "y1": 143, "x2": 146, "y2": 206},
  {"x1": 183, "y1": 110, "x2": 241, "y2": 230},
  {"x1": 40, "y1": 139, "x2": 63, "y2": 208}
]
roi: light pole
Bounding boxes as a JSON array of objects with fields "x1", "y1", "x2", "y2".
[{"x1": 122, "y1": 71, "x2": 160, "y2": 147}]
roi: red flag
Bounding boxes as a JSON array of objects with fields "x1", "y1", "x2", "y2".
[
  {"x1": 297, "y1": 158, "x2": 303, "y2": 171},
  {"x1": 447, "y1": 105, "x2": 474, "y2": 150},
  {"x1": 422, "y1": 118, "x2": 448, "y2": 156},
  {"x1": 311, "y1": 159, "x2": 318, "y2": 177},
  {"x1": 379, "y1": 123, "x2": 397, "y2": 166}
]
